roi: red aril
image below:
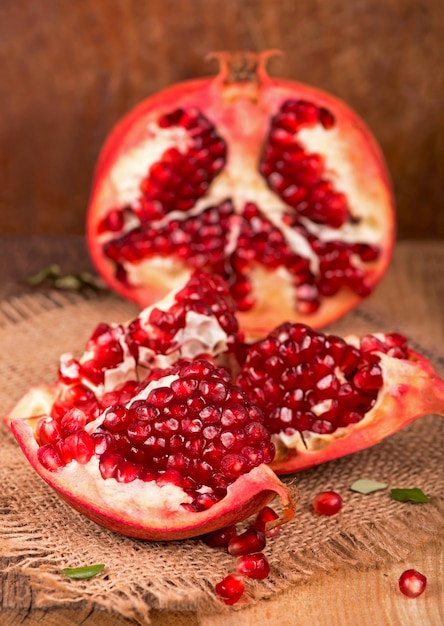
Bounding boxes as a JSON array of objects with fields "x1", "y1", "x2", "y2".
[
  {"x1": 6, "y1": 358, "x2": 294, "y2": 540},
  {"x1": 235, "y1": 322, "x2": 444, "y2": 474},
  {"x1": 398, "y1": 569, "x2": 427, "y2": 598},
  {"x1": 236, "y1": 553, "x2": 271, "y2": 580},
  {"x1": 87, "y1": 51, "x2": 394, "y2": 337},
  {"x1": 215, "y1": 574, "x2": 245, "y2": 605},
  {"x1": 312, "y1": 491, "x2": 343, "y2": 516}
]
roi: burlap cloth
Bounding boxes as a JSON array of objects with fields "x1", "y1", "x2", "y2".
[{"x1": 1, "y1": 250, "x2": 443, "y2": 624}]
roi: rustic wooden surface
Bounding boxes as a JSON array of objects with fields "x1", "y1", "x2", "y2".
[
  {"x1": 0, "y1": 236, "x2": 443, "y2": 625},
  {"x1": 0, "y1": 1, "x2": 443, "y2": 239}
]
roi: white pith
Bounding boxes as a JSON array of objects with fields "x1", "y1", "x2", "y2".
[{"x1": 96, "y1": 116, "x2": 383, "y2": 294}]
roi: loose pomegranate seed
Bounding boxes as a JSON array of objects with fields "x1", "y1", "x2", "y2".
[
  {"x1": 203, "y1": 525, "x2": 238, "y2": 548},
  {"x1": 236, "y1": 553, "x2": 270, "y2": 579},
  {"x1": 398, "y1": 569, "x2": 427, "y2": 598},
  {"x1": 312, "y1": 490, "x2": 343, "y2": 516},
  {"x1": 252, "y1": 506, "x2": 280, "y2": 536},
  {"x1": 215, "y1": 574, "x2": 245, "y2": 605},
  {"x1": 228, "y1": 528, "x2": 266, "y2": 556}
]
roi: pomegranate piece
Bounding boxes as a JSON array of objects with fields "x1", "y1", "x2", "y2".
[
  {"x1": 312, "y1": 491, "x2": 343, "y2": 516},
  {"x1": 6, "y1": 358, "x2": 294, "y2": 541},
  {"x1": 236, "y1": 322, "x2": 444, "y2": 474},
  {"x1": 30, "y1": 271, "x2": 240, "y2": 428},
  {"x1": 87, "y1": 51, "x2": 394, "y2": 336},
  {"x1": 398, "y1": 569, "x2": 427, "y2": 598},
  {"x1": 215, "y1": 574, "x2": 245, "y2": 605}
]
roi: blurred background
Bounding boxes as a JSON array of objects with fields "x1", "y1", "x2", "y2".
[{"x1": 0, "y1": 0, "x2": 442, "y2": 238}]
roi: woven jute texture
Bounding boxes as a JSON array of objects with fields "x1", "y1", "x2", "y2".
[{"x1": 1, "y1": 287, "x2": 443, "y2": 624}]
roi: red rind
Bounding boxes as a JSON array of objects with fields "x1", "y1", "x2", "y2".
[{"x1": 270, "y1": 349, "x2": 444, "y2": 474}]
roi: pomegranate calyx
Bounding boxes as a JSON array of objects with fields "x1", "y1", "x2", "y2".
[{"x1": 207, "y1": 50, "x2": 282, "y2": 87}]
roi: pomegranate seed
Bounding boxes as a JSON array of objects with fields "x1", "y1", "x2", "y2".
[
  {"x1": 99, "y1": 452, "x2": 123, "y2": 479},
  {"x1": 252, "y1": 506, "x2": 280, "y2": 535},
  {"x1": 398, "y1": 569, "x2": 427, "y2": 598},
  {"x1": 312, "y1": 490, "x2": 343, "y2": 516},
  {"x1": 102, "y1": 405, "x2": 131, "y2": 432},
  {"x1": 215, "y1": 574, "x2": 245, "y2": 605},
  {"x1": 63, "y1": 431, "x2": 95, "y2": 464},
  {"x1": 60, "y1": 408, "x2": 87, "y2": 436},
  {"x1": 228, "y1": 528, "x2": 266, "y2": 556},
  {"x1": 115, "y1": 461, "x2": 142, "y2": 483},
  {"x1": 37, "y1": 444, "x2": 63, "y2": 471},
  {"x1": 236, "y1": 553, "x2": 270, "y2": 579},
  {"x1": 36, "y1": 417, "x2": 62, "y2": 445},
  {"x1": 203, "y1": 525, "x2": 237, "y2": 548}
]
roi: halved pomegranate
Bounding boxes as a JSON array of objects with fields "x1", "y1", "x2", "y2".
[
  {"x1": 7, "y1": 359, "x2": 294, "y2": 540},
  {"x1": 87, "y1": 51, "x2": 394, "y2": 337},
  {"x1": 235, "y1": 323, "x2": 444, "y2": 473}
]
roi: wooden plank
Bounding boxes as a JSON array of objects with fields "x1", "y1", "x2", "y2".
[{"x1": 0, "y1": 0, "x2": 442, "y2": 237}]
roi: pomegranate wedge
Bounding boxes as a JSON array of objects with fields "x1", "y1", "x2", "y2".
[
  {"x1": 235, "y1": 323, "x2": 444, "y2": 473},
  {"x1": 6, "y1": 360, "x2": 294, "y2": 540},
  {"x1": 87, "y1": 51, "x2": 394, "y2": 336}
]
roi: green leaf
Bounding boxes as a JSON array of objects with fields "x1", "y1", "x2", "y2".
[
  {"x1": 350, "y1": 479, "x2": 388, "y2": 495},
  {"x1": 24, "y1": 264, "x2": 61, "y2": 286},
  {"x1": 61, "y1": 563, "x2": 105, "y2": 580},
  {"x1": 390, "y1": 488, "x2": 429, "y2": 503},
  {"x1": 23, "y1": 265, "x2": 110, "y2": 293}
]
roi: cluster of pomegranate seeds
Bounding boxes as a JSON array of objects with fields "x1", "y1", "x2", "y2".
[
  {"x1": 127, "y1": 270, "x2": 239, "y2": 359},
  {"x1": 236, "y1": 323, "x2": 409, "y2": 437},
  {"x1": 312, "y1": 490, "x2": 343, "y2": 516},
  {"x1": 261, "y1": 100, "x2": 348, "y2": 228},
  {"x1": 398, "y1": 569, "x2": 427, "y2": 598},
  {"x1": 48, "y1": 270, "x2": 241, "y2": 425},
  {"x1": 37, "y1": 359, "x2": 275, "y2": 511},
  {"x1": 96, "y1": 96, "x2": 383, "y2": 315},
  {"x1": 207, "y1": 506, "x2": 278, "y2": 604},
  {"x1": 256, "y1": 98, "x2": 382, "y2": 312},
  {"x1": 103, "y1": 201, "x2": 234, "y2": 285}
]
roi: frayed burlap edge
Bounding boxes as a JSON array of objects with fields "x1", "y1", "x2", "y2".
[{"x1": 1, "y1": 293, "x2": 443, "y2": 624}]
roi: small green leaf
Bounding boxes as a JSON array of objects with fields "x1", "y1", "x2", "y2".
[
  {"x1": 23, "y1": 265, "x2": 110, "y2": 293},
  {"x1": 390, "y1": 488, "x2": 429, "y2": 503},
  {"x1": 350, "y1": 479, "x2": 388, "y2": 495},
  {"x1": 53, "y1": 275, "x2": 84, "y2": 290},
  {"x1": 24, "y1": 264, "x2": 61, "y2": 286},
  {"x1": 61, "y1": 563, "x2": 105, "y2": 580}
]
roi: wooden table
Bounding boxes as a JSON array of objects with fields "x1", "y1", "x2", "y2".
[{"x1": 0, "y1": 236, "x2": 443, "y2": 626}]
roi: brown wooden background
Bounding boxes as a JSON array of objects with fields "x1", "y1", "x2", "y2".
[{"x1": 0, "y1": 0, "x2": 443, "y2": 238}]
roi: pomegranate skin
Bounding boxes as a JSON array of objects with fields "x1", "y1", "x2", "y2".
[
  {"x1": 87, "y1": 51, "x2": 395, "y2": 337},
  {"x1": 269, "y1": 347, "x2": 444, "y2": 474}
]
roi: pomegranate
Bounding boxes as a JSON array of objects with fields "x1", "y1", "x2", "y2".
[
  {"x1": 7, "y1": 359, "x2": 294, "y2": 540},
  {"x1": 235, "y1": 322, "x2": 444, "y2": 474},
  {"x1": 87, "y1": 51, "x2": 394, "y2": 336}
]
